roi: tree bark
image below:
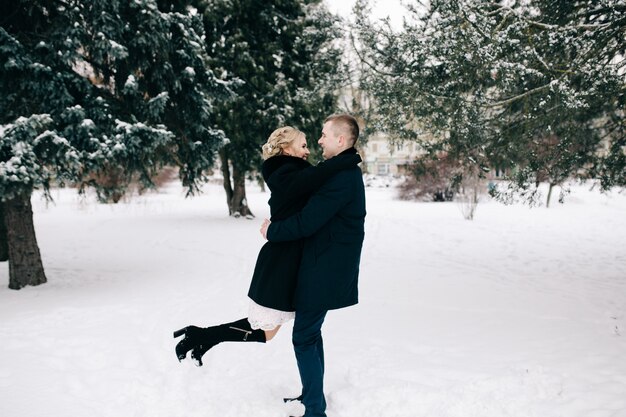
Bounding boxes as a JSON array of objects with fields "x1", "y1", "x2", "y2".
[
  {"x1": 0, "y1": 203, "x2": 8, "y2": 262},
  {"x1": 219, "y1": 147, "x2": 254, "y2": 218},
  {"x1": 4, "y1": 193, "x2": 47, "y2": 289},
  {"x1": 230, "y1": 164, "x2": 254, "y2": 218},
  {"x1": 546, "y1": 182, "x2": 555, "y2": 208},
  {"x1": 219, "y1": 148, "x2": 234, "y2": 215}
]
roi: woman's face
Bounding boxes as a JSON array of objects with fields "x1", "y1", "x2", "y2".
[{"x1": 283, "y1": 135, "x2": 310, "y2": 160}]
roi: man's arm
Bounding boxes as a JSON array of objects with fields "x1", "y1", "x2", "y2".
[
  {"x1": 270, "y1": 153, "x2": 360, "y2": 200},
  {"x1": 265, "y1": 172, "x2": 353, "y2": 242},
  {"x1": 285, "y1": 154, "x2": 361, "y2": 197}
]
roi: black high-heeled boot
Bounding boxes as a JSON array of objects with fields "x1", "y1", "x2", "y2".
[
  {"x1": 173, "y1": 318, "x2": 266, "y2": 366},
  {"x1": 173, "y1": 325, "x2": 206, "y2": 362}
]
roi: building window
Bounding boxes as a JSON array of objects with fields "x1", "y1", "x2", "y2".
[
  {"x1": 377, "y1": 163, "x2": 389, "y2": 175},
  {"x1": 372, "y1": 143, "x2": 378, "y2": 153}
]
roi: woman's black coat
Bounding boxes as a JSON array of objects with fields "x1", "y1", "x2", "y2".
[{"x1": 247, "y1": 152, "x2": 361, "y2": 311}]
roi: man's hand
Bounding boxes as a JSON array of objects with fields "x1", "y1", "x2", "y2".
[{"x1": 260, "y1": 218, "x2": 271, "y2": 240}]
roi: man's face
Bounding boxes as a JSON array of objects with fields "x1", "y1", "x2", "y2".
[{"x1": 318, "y1": 121, "x2": 341, "y2": 160}]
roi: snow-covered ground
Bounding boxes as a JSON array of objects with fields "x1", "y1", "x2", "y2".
[{"x1": 1, "y1": 181, "x2": 625, "y2": 417}]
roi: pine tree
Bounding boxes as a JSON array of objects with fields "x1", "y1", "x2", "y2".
[
  {"x1": 353, "y1": 0, "x2": 625, "y2": 205},
  {"x1": 197, "y1": 0, "x2": 344, "y2": 217},
  {"x1": 0, "y1": 202, "x2": 7, "y2": 261},
  {"x1": 0, "y1": 0, "x2": 230, "y2": 289}
]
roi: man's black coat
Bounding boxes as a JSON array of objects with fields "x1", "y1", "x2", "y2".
[
  {"x1": 267, "y1": 148, "x2": 366, "y2": 311},
  {"x1": 248, "y1": 151, "x2": 361, "y2": 311}
]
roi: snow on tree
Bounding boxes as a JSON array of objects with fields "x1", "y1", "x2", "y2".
[
  {"x1": 0, "y1": 0, "x2": 231, "y2": 289},
  {"x1": 197, "y1": 0, "x2": 345, "y2": 217},
  {"x1": 353, "y1": 0, "x2": 625, "y2": 206}
]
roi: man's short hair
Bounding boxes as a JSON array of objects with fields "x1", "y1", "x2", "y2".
[{"x1": 325, "y1": 114, "x2": 360, "y2": 146}]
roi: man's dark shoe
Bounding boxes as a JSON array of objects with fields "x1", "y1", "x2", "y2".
[{"x1": 283, "y1": 394, "x2": 303, "y2": 403}]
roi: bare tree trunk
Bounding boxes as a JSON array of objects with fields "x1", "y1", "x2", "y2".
[
  {"x1": 457, "y1": 173, "x2": 482, "y2": 221},
  {"x1": 219, "y1": 148, "x2": 255, "y2": 218},
  {"x1": 219, "y1": 148, "x2": 234, "y2": 215},
  {"x1": 546, "y1": 182, "x2": 555, "y2": 208},
  {"x1": 4, "y1": 193, "x2": 47, "y2": 289},
  {"x1": 230, "y1": 165, "x2": 254, "y2": 218},
  {"x1": 0, "y1": 203, "x2": 8, "y2": 262}
]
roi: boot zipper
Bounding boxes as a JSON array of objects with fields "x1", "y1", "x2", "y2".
[{"x1": 229, "y1": 326, "x2": 252, "y2": 341}]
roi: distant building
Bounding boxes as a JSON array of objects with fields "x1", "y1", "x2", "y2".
[
  {"x1": 359, "y1": 132, "x2": 422, "y2": 176},
  {"x1": 359, "y1": 132, "x2": 510, "y2": 181}
]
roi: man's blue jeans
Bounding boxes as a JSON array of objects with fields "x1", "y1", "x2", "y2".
[{"x1": 292, "y1": 310, "x2": 328, "y2": 417}]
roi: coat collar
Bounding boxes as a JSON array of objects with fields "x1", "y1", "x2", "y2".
[
  {"x1": 262, "y1": 155, "x2": 311, "y2": 179},
  {"x1": 337, "y1": 147, "x2": 358, "y2": 156}
]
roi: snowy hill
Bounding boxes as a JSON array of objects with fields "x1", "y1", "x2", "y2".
[{"x1": 1, "y1": 182, "x2": 625, "y2": 417}]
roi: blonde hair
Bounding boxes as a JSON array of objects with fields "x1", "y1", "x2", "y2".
[{"x1": 262, "y1": 126, "x2": 305, "y2": 160}]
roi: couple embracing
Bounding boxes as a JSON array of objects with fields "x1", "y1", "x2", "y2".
[{"x1": 174, "y1": 114, "x2": 366, "y2": 417}]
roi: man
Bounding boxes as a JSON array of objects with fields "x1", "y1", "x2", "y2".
[{"x1": 260, "y1": 114, "x2": 366, "y2": 417}]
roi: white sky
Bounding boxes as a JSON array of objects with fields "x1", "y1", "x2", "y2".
[{"x1": 324, "y1": 0, "x2": 406, "y2": 28}]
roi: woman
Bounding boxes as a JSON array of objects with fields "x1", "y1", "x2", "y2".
[{"x1": 174, "y1": 126, "x2": 361, "y2": 366}]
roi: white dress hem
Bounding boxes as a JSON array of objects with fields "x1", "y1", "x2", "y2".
[{"x1": 248, "y1": 299, "x2": 295, "y2": 330}]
